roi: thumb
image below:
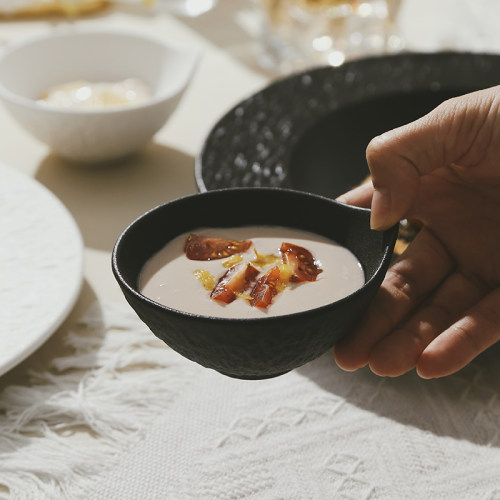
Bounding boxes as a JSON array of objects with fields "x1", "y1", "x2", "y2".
[
  {"x1": 366, "y1": 126, "x2": 424, "y2": 230},
  {"x1": 366, "y1": 86, "x2": 500, "y2": 230}
]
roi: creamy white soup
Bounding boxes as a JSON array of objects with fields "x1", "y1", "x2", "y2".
[{"x1": 139, "y1": 226, "x2": 365, "y2": 319}]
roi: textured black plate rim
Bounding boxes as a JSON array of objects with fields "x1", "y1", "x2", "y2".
[{"x1": 194, "y1": 50, "x2": 500, "y2": 193}]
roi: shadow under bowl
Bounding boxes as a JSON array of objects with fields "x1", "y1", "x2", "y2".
[{"x1": 112, "y1": 188, "x2": 398, "y2": 379}]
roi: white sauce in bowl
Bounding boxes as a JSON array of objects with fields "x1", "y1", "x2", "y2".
[
  {"x1": 139, "y1": 226, "x2": 365, "y2": 319},
  {"x1": 37, "y1": 78, "x2": 152, "y2": 109}
]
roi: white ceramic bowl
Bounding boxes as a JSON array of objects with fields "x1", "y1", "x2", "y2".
[{"x1": 0, "y1": 29, "x2": 199, "y2": 162}]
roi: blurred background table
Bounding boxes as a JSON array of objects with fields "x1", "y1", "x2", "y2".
[{"x1": 1, "y1": 1, "x2": 500, "y2": 498}]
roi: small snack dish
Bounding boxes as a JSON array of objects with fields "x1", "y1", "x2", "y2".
[
  {"x1": 112, "y1": 187, "x2": 398, "y2": 380},
  {"x1": 0, "y1": 29, "x2": 199, "y2": 163}
]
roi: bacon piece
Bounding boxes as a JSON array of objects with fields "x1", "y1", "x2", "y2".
[
  {"x1": 249, "y1": 266, "x2": 283, "y2": 309},
  {"x1": 280, "y1": 242, "x2": 322, "y2": 282},
  {"x1": 184, "y1": 234, "x2": 252, "y2": 261},
  {"x1": 210, "y1": 263, "x2": 259, "y2": 304}
]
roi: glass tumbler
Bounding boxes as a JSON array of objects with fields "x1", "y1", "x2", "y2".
[{"x1": 259, "y1": 0, "x2": 404, "y2": 73}]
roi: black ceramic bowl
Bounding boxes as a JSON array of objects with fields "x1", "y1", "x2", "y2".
[{"x1": 112, "y1": 188, "x2": 398, "y2": 379}]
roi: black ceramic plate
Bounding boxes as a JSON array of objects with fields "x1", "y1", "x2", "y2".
[{"x1": 195, "y1": 51, "x2": 500, "y2": 198}]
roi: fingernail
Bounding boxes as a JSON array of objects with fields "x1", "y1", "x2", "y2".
[
  {"x1": 370, "y1": 187, "x2": 390, "y2": 230},
  {"x1": 333, "y1": 347, "x2": 360, "y2": 372},
  {"x1": 336, "y1": 364, "x2": 359, "y2": 373},
  {"x1": 416, "y1": 368, "x2": 432, "y2": 380}
]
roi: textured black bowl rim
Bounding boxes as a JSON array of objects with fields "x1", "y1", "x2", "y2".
[
  {"x1": 112, "y1": 187, "x2": 398, "y2": 323},
  {"x1": 194, "y1": 50, "x2": 500, "y2": 193}
]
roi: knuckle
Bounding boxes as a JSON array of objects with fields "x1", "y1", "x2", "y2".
[
  {"x1": 425, "y1": 301, "x2": 455, "y2": 327},
  {"x1": 385, "y1": 265, "x2": 421, "y2": 304}
]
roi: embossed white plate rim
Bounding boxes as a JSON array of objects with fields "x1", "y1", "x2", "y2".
[{"x1": 0, "y1": 162, "x2": 84, "y2": 376}]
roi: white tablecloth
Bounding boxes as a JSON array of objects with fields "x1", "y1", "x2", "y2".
[
  {"x1": 87, "y1": 307, "x2": 500, "y2": 500},
  {"x1": 2, "y1": 301, "x2": 500, "y2": 499}
]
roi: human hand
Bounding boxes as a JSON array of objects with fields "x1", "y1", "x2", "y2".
[{"x1": 334, "y1": 86, "x2": 500, "y2": 378}]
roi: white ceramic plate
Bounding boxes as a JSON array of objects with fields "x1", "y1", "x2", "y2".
[{"x1": 0, "y1": 162, "x2": 83, "y2": 376}]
